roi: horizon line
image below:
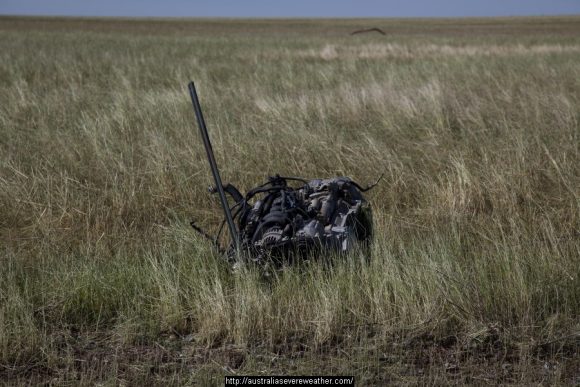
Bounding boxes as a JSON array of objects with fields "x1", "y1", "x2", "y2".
[{"x1": 2, "y1": 13, "x2": 580, "y2": 20}]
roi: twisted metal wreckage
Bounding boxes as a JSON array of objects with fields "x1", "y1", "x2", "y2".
[{"x1": 187, "y1": 81, "x2": 379, "y2": 266}]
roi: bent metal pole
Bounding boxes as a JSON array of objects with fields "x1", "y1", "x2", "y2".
[{"x1": 188, "y1": 81, "x2": 239, "y2": 250}]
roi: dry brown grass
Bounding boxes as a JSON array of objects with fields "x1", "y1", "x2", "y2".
[{"x1": 0, "y1": 15, "x2": 579, "y2": 385}]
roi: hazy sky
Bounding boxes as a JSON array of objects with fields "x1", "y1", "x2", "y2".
[{"x1": 1, "y1": 0, "x2": 579, "y2": 18}]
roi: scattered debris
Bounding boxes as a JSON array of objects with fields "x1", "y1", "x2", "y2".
[{"x1": 350, "y1": 28, "x2": 386, "y2": 36}]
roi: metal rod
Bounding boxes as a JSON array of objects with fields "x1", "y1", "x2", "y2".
[{"x1": 188, "y1": 81, "x2": 239, "y2": 250}]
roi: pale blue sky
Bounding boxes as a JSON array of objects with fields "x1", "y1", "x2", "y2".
[{"x1": 1, "y1": 0, "x2": 579, "y2": 18}]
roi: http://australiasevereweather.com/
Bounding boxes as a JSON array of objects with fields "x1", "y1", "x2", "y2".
[{"x1": 224, "y1": 375, "x2": 355, "y2": 386}]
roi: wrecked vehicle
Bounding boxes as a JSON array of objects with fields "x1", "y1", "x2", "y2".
[{"x1": 187, "y1": 81, "x2": 377, "y2": 265}]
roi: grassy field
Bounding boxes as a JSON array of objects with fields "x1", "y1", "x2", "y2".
[{"x1": 1, "y1": 16, "x2": 579, "y2": 385}]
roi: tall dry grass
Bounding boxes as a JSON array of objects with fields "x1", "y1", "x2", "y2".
[{"x1": 0, "y1": 16, "x2": 579, "y2": 384}]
